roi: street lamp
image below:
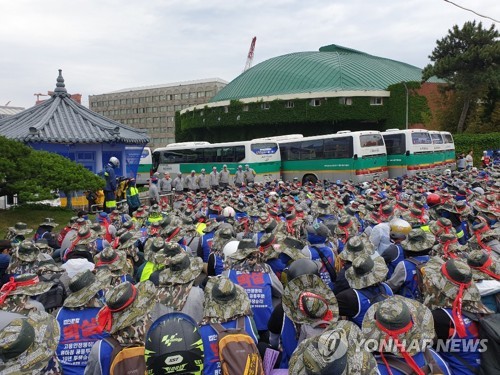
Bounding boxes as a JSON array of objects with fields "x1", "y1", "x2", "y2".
[{"x1": 402, "y1": 82, "x2": 409, "y2": 130}]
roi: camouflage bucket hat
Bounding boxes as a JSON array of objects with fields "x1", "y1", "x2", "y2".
[
  {"x1": 400, "y1": 229, "x2": 435, "y2": 252},
  {"x1": 212, "y1": 226, "x2": 235, "y2": 251},
  {"x1": 144, "y1": 237, "x2": 166, "y2": 263},
  {"x1": 429, "y1": 218, "x2": 456, "y2": 236},
  {"x1": 282, "y1": 274, "x2": 339, "y2": 325},
  {"x1": 117, "y1": 230, "x2": 140, "y2": 250},
  {"x1": 158, "y1": 253, "x2": 203, "y2": 285},
  {"x1": 315, "y1": 200, "x2": 332, "y2": 215},
  {"x1": 268, "y1": 236, "x2": 307, "y2": 263},
  {"x1": 36, "y1": 253, "x2": 64, "y2": 274},
  {"x1": 340, "y1": 236, "x2": 375, "y2": 262},
  {"x1": 0, "y1": 274, "x2": 53, "y2": 302},
  {"x1": 335, "y1": 216, "x2": 358, "y2": 238},
  {"x1": 362, "y1": 295, "x2": 435, "y2": 356},
  {"x1": 73, "y1": 226, "x2": 98, "y2": 245},
  {"x1": 345, "y1": 255, "x2": 388, "y2": 290},
  {"x1": 289, "y1": 320, "x2": 377, "y2": 375},
  {"x1": 39, "y1": 217, "x2": 59, "y2": 227},
  {"x1": 95, "y1": 246, "x2": 129, "y2": 274},
  {"x1": 97, "y1": 280, "x2": 157, "y2": 334},
  {"x1": 202, "y1": 220, "x2": 220, "y2": 233},
  {"x1": 15, "y1": 240, "x2": 39, "y2": 262},
  {"x1": 203, "y1": 276, "x2": 252, "y2": 323},
  {"x1": 466, "y1": 250, "x2": 500, "y2": 281},
  {"x1": 0, "y1": 311, "x2": 60, "y2": 374},
  {"x1": 433, "y1": 233, "x2": 467, "y2": 257},
  {"x1": 64, "y1": 268, "x2": 111, "y2": 308},
  {"x1": 229, "y1": 238, "x2": 259, "y2": 261},
  {"x1": 8, "y1": 222, "x2": 33, "y2": 236},
  {"x1": 163, "y1": 225, "x2": 184, "y2": 243},
  {"x1": 422, "y1": 257, "x2": 491, "y2": 314},
  {"x1": 34, "y1": 238, "x2": 52, "y2": 254}
]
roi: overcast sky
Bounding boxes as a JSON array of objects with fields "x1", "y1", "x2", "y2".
[{"x1": 1, "y1": 0, "x2": 498, "y2": 109}]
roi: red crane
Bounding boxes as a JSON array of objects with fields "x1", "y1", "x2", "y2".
[{"x1": 243, "y1": 36, "x2": 257, "y2": 72}]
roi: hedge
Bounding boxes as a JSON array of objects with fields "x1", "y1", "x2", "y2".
[{"x1": 453, "y1": 132, "x2": 500, "y2": 166}]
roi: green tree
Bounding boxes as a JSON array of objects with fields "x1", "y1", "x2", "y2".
[
  {"x1": 0, "y1": 136, "x2": 104, "y2": 207},
  {"x1": 422, "y1": 21, "x2": 500, "y2": 133}
]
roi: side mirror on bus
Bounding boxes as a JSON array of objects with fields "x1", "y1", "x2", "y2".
[
  {"x1": 405, "y1": 150, "x2": 410, "y2": 156},
  {"x1": 353, "y1": 154, "x2": 358, "y2": 160}
]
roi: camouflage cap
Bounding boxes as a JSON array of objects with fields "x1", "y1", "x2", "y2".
[
  {"x1": 400, "y1": 229, "x2": 436, "y2": 252},
  {"x1": 64, "y1": 268, "x2": 111, "y2": 308},
  {"x1": 282, "y1": 274, "x2": 339, "y2": 325},
  {"x1": 73, "y1": 226, "x2": 98, "y2": 245},
  {"x1": 314, "y1": 200, "x2": 332, "y2": 215},
  {"x1": 144, "y1": 237, "x2": 166, "y2": 263},
  {"x1": 158, "y1": 253, "x2": 203, "y2": 285},
  {"x1": 362, "y1": 295, "x2": 435, "y2": 356},
  {"x1": 117, "y1": 230, "x2": 140, "y2": 250},
  {"x1": 15, "y1": 240, "x2": 39, "y2": 262},
  {"x1": 429, "y1": 218, "x2": 456, "y2": 236},
  {"x1": 422, "y1": 257, "x2": 491, "y2": 314},
  {"x1": 7, "y1": 222, "x2": 33, "y2": 236},
  {"x1": 0, "y1": 311, "x2": 60, "y2": 373},
  {"x1": 203, "y1": 276, "x2": 252, "y2": 323},
  {"x1": 340, "y1": 236, "x2": 375, "y2": 262},
  {"x1": 36, "y1": 253, "x2": 63, "y2": 274},
  {"x1": 154, "y1": 242, "x2": 185, "y2": 265},
  {"x1": 335, "y1": 216, "x2": 358, "y2": 238},
  {"x1": 345, "y1": 255, "x2": 388, "y2": 290},
  {"x1": 432, "y1": 233, "x2": 467, "y2": 257},
  {"x1": 34, "y1": 238, "x2": 52, "y2": 255},
  {"x1": 228, "y1": 239, "x2": 260, "y2": 261},
  {"x1": 466, "y1": 250, "x2": 500, "y2": 281},
  {"x1": 95, "y1": 246, "x2": 129, "y2": 274},
  {"x1": 100, "y1": 280, "x2": 157, "y2": 334},
  {"x1": 39, "y1": 218, "x2": 59, "y2": 227},
  {"x1": 3, "y1": 273, "x2": 53, "y2": 297},
  {"x1": 289, "y1": 320, "x2": 377, "y2": 375},
  {"x1": 202, "y1": 220, "x2": 220, "y2": 234}
]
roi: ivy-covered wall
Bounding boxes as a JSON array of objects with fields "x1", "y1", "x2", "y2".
[{"x1": 176, "y1": 82, "x2": 433, "y2": 142}]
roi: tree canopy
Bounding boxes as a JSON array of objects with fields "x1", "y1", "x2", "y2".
[
  {"x1": 0, "y1": 136, "x2": 104, "y2": 203},
  {"x1": 422, "y1": 21, "x2": 500, "y2": 133}
]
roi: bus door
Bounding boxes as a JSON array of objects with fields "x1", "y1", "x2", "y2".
[
  {"x1": 383, "y1": 132, "x2": 407, "y2": 178},
  {"x1": 406, "y1": 131, "x2": 434, "y2": 176},
  {"x1": 355, "y1": 132, "x2": 388, "y2": 182}
]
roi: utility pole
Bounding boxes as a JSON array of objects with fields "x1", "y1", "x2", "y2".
[{"x1": 402, "y1": 82, "x2": 409, "y2": 130}]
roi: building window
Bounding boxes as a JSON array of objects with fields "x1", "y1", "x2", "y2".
[
  {"x1": 285, "y1": 101, "x2": 294, "y2": 108},
  {"x1": 370, "y1": 97, "x2": 383, "y2": 106},
  {"x1": 181, "y1": 93, "x2": 189, "y2": 99},
  {"x1": 189, "y1": 92, "x2": 197, "y2": 99},
  {"x1": 309, "y1": 99, "x2": 321, "y2": 107},
  {"x1": 197, "y1": 92, "x2": 205, "y2": 98},
  {"x1": 167, "y1": 94, "x2": 173, "y2": 101},
  {"x1": 205, "y1": 91, "x2": 213, "y2": 97},
  {"x1": 243, "y1": 105, "x2": 249, "y2": 112},
  {"x1": 261, "y1": 103, "x2": 270, "y2": 110},
  {"x1": 174, "y1": 94, "x2": 180, "y2": 100},
  {"x1": 339, "y1": 97, "x2": 353, "y2": 105}
]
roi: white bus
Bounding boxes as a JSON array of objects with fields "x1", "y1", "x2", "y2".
[
  {"x1": 441, "y1": 131, "x2": 457, "y2": 171},
  {"x1": 151, "y1": 139, "x2": 281, "y2": 182},
  {"x1": 383, "y1": 129, "x2": 435, "y2": 178},
  {"x1": 136, "y1": 147, "x2": 152, "y2": 185},
  {"x1": 429, "y1": 130, "x2": 446, "y2": 174},
  {"x1": 273, "y1": 130, "x2": 388, "y2": 184}
]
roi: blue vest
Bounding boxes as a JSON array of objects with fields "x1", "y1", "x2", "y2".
[
  {"x1": 56, "y1": 307, "x2": 108, "y2": 375},
  {"x1": 200, "y1": 232, "x2": 215, "y2": 263},
  {"x1": 304, "y1": 244, "x2": 335, "y2": 290},
  {"x1": 376, "y1": 348, "x2": 452, "y2": 375},
  {"x1": 280, "y1": 315, "x2": 298, "y2": 369},
  {"x1": 228, "y1": 270, "x2": 273, "y2": 331},
  {"x1": 235, "y1": 212, "x2": 248, "y2": 221},
  {"x1": 354, "y1": 213, "x2": 365, "y2": 232},
  {"x1": 436, "y1": 308, "x2": 481, "y2": 375},
  {"x1": 267, "y1": 257, "x2": 287, "y2": 279},
  {"x1": 398, "y1": 255, "x2": 430, "y2": 300},
  {"x1": 387, "y1": 244, "x2": 405, "y2": 279},
  {"x1": 352, "y1": 283, "x2": 393, "y2": 327},
  {"x1": 214, "y1": 254, "x2": 224, "y2": 276},
  {"x1": 337, "y1": 239, "x2": 345, "y2": 254},
  {"x1": 199, "y1": 316, "x2": 258, "y2": 375},
  {"x1": 255, "y1": 231, "x2": 265, "y2": 246}
]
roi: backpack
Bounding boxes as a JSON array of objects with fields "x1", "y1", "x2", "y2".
[
  {"x1": 404, "y1": 257, "x2": 426, "y2": 302},
  {"x1": 210, "y1": 317, "x2": 264, "y2": 375},
  {"x1": 104, "y1": 336, "x2": 146, "y2": 375},
  {"x1": 35, "y1": 273, "x2": 66, "y2": 313},
  {"x1": 476, "y1": 313, "x2": 500, "y2": 375},
  {"x1": 358, "y1": 283, "x2": 390, "y2": 304}
]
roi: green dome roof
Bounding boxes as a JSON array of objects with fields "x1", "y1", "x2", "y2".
[{"x1": 211, "y1": 44, "x2": 431, "y2": 102}]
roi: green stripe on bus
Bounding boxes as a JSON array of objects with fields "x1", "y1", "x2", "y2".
[{"x1": 178, "y1": 161, "x2": 281, "y2": 174}]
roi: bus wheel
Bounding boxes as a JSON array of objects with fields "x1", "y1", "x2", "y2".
[{"x1": 302, "y1": 174, "x2": 317, "y2": 185}]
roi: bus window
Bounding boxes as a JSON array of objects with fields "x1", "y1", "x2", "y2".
[
  {"x1": 280, "y1": 142, "x2": 301, "y2": 161},
  {"x1": 301, "y1": 139, "x2": 323, "y2": 159},
  {"x1": 324, "y1": 136, "x2": 353, "y2": 158},
  {"x1": 431, "y1": 133, "x2": 443, "y2": 144},
  {"x1": 360, "y1": 134, "x2": 384, "y2": 147},
  {"x1": 442, "y1": 133, "x2": 454, "y2": 144},
  {"x1": 411, "y1": 132, "x2": 432, "y2": 145},
  {"x1": 234, "y1": 146, "x2": 245, "y2": 162},
  {"x1": 251, "y1": 143, "x2": 278, "y2": 155},
  {"x1": 383, "y1": 134, "x2": 406, "y2": 155}
]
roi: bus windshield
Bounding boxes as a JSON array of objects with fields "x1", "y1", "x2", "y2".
[
  {"x1": 383, "y1": 133, "x2": 406, "y2": 155},
  {"x1": 360, "y1": 133, "x2": 384, "y2": 148},
  {"x1": 431, "y1": 133, "x2": 444, "y2": 144}
]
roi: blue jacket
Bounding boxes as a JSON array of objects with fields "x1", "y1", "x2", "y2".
[{"x1": 104, "y1": 164, "x2": 116, "y2": 192}]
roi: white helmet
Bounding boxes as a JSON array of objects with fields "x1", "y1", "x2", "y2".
[
  {"x1": 361, "y1": 181, "x2": 370, "y2": 190},
  {"x1": 389, "y1": 218, "x2": 412, "y2": 238},
  {"x1": 443, "y1": 169, "x2": 451, "y2": 176},
  {"x1": 222, "y1": 206, "x2": 236, "y2": 218},
  {"x1": 223, "y1": 240, "x2": 240, "y2": 259},
  {"x1": 109, "y1": 156, "x2": 120, "y2": 168},
  {"x1": 364, "y1": 188, "x2": 374, "y2": 196}
]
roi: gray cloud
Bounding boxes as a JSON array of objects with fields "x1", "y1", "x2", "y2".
[{"x1": 1, "y1": 0, "x2": 498, "y2": 108}]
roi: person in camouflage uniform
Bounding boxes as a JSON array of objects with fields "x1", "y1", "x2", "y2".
[{"x1": 6, "y1": 240, "x2": 39, "y2": 276}]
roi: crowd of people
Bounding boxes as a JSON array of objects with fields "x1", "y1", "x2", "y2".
[{"x1": 0, "y1": 160, "x2": 499, "y2": 375}]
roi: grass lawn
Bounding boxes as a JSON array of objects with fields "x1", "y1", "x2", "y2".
[{"x1": 0, "y1": 205, "x2": 79, "y2": 239}]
